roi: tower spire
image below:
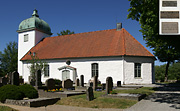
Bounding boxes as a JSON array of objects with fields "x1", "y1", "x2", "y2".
[{"x1": 32, "y1": 9, "x2": 39, "y2": 17}]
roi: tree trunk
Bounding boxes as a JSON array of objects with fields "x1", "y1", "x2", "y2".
[{"x1": 164, "y1": 61, "x2": 170, "y2": 82}]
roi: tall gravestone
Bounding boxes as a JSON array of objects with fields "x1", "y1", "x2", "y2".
[
  {"x1": 8, "y1": 72, "x2": 12, "y2": 84},
  {"x1": 75, "y1": 78, "x2": 79, "y2": 86},
  {"x1": 35, "y1": 70, "x2": 42, "y2": 87},
  {"x1": 11, "y1": 71, "x2": 19, "y2": 86},
  {"x1": 117, "y1": 81, "x2": 121, "y2": 87},
  {"x1": 93, "y1": 76, "x2": 98, "y2": 91},
  {"x1": 86, "y1": 87, "x2": 94, "y2": 101},
  {"x1": 80, "y1": 75, "x2": 84, "y2": 87},
  {"x1": 62, "y1": 79, "x2": 73, "y2": 89},
  {"x1": 45, "y1": 78, "x2": 55, "y2": 90},
  {"x1": 106, "y1": 77, "x2": 113, "y2": 94}
]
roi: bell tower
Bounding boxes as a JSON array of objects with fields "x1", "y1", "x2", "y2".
[{"x1": 17, "y1": 9, "x2": 52, "y2": 77}]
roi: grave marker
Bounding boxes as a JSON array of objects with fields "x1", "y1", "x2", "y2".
[
  {"x1": 11, "y1": 71, "x2": 19, "y2": 86},
  {"x1": 45, "y1": 78, "x2": 55, "y2": 90},
  {"x1": 93, "y1": 76, "x2": 98, "y2": 91},
  {"x1": 86, "y1": 87, "x2": 94, "y2": 101},
  {"x1": 62, "y1": 79, "x2": 73, "y2": 89},
  {"x1": 106, "y1": 77, "x2": 113, "y2": 94},
  {"x1": 75, "y1": 78, "x2": 79, "y2": 86},
  {"x1": 80, "y1": 75, "x2": 84, "y2": 87}
]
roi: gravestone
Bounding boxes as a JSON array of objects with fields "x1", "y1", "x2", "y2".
[
  {"x1": 0, "y1": 77, "x2": 2, "y2": 83},
  {"x1": 80, "y1": 75, "x2": 84, "y2": 87},
  {"x1": 11, "y1": 71, "x2": 19, "y2": 86},
  {"x1": 8, "y1": 72, "x2": 12, "y2": 84},
  {"x1": 19, "y1": 78, "x2": 24, "y2": 85},
  {"x1": 86, "y1": 87, "x2": 94, "y2": 101},
  {"x1": 106, "y1": 77, "x2": 113, "y2": 94},
  {"x1": 117, "y1": 81, "x2": 121, "y2": 87},
  {"x1": 93, "y1": 76, "x2": 98, "y2": 91},
  {"x1": 90, "y1": 82, "x2": 93, "y2": 87},
  {"x1": 2, "y1": 77, "x2": 8, "y2": 85},
  {"x1": 75, "y1": 78, "x2": 79, "y2": 86},
  {"x1": 102, "y1": 83, "x2": 106, "y2": 90},
  {"x1": 35, "y1": 70, "x2": 42, "y2": 87},
  {"x1": 45, "y1": 78, "x2": 55, "y2": 90},
  {"x1": 62, "y1": 79, "x2": 73, "y2": 89}
]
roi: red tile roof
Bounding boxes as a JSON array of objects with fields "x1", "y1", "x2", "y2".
[{"x1": 21, "y1": 28, "x2": 154, "y2": 61}]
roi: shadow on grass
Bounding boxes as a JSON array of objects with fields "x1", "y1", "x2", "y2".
[{"x1": 145, "y1": 82, "x2": 180, "y2": 109}]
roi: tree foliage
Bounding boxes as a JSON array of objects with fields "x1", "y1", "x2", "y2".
[
  {"x1": 27, "y1": 54, "x2": 47, "y2": 81},
  {"x1": 0, "y1": 41, "x2": 18, "y2": 76},
  {"x1": 57, "y1": 30, "x2": 74, "y2": 36},
  {"x1": 155, "y1": 63, "x2": 180, "y2": 81},
  {"x1": 127, "y1": 0, "x2": 180, "y2": 81}
]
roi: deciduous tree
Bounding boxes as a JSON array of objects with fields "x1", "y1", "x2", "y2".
[
  {"x1": 57, "y1": 30, "x2": 74, "y2": 36},
  {"x1": 127, "y1": 0, "x2": 180, "y2": 81},
  {"x1": 0, "y1": 41, "x2": 18, "y2": 76}
]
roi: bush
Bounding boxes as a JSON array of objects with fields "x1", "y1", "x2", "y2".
[
  {"x1": 19, "y1": 84, "x2": 38, "y2": 99},
  {"x1": 54, "y1": 79, "x2": 62, "y2": 86},
  {"x1": 0, "y1": 85, "x2": 24, "y2": 102}
]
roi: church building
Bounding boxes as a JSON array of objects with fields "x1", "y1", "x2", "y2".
[{"x1": 17, "y1": 9, "x2": 155, "y2": 84}]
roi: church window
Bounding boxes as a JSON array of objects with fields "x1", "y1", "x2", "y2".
[
  {"x1": 24, "y1": 34, "x2": 28, "y2": 42},
  {"x1": 44, "y1": 64, "x2": 49, "y2": 77},
  {"x1": 134, "y1": 63, "x2": 141, "y2": 78},
  {"x1": 92, "y1": 63, "x2": 98, "y2": 77}
]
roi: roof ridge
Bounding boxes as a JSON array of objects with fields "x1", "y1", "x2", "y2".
[
  {"x1": 124, "y1": 29, "x2": 154, "y2": 57},
  {"x1": 51, "y1": 28, "x2": 117, "y2": 38},
  {"x1": 122, "y1": 29, "x2": 126, "y2": 55}
]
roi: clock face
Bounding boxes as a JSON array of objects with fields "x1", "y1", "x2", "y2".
[{"x1": 66, "y1": 60, "x2": 71, "y2": 65}]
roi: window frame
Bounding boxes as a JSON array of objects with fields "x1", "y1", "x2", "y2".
[
  {"x1": 24, "y1": 34, "x2": 29, "y2": 42},
  {"x1": 91, "y1": 63, "x2": 99, "y2": 77},
  {"x1": 134, "y1": 63, "x2": 141, "y2": 78},
  {"x1": 44, "y1": 64, "x2": 49, "y2": 77}
]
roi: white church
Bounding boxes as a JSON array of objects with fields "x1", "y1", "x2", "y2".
[{"x1": 17, "y1": 9, "x2": 155, "y2": 85}]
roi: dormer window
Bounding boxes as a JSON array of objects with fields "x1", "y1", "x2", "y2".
[{"x1": 24, "y1": 34, "x2": 28, "y2": 42}]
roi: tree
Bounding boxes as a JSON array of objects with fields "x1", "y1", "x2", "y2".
[
  {"x1": 127, "y1": 0, "x2": 180, "y2": 81},
  {"x1": 155, "y1": 65, "x2": 166, "y2": 82},
  {"x1": 57, "y1": 30, "x2": 74, "y2": 36},
  {"x1": 169, "y1": 63, "x2": 180, "y2": 81},
  {"x1": 27, "y1": 54, "x2": 47, "y2": 83},
  {"x1": 0, "y1": 41, "x2": 18, "y2": 76}
]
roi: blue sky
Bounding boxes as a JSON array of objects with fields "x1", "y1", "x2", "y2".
[{"x1": 0, "y1": 0, "x2": 164, "y2": 65}]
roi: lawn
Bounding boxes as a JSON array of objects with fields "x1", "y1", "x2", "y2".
[
  {"x1": 0, "y1": 106, "x2": 18, "y2": 111},
  {"x1": 56, "y1": 87, "x2": 155, "y2": 109},
  {"x1": 114, "y1": 87, "x2": 155, "y2": 96},
  {"x1": 56, "y1": 91, "x2": 137, "y2": 109}
]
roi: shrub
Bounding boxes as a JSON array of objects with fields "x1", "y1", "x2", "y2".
[
  {"x1": 54, "y1": 79, "x2": 62, "y2": 86},
  {"x1": 19, "y1": 84, "x2": 38, "y2": 99},
  {"x1": 0, "y1": 85, "x2": 24, "y2": 102}
]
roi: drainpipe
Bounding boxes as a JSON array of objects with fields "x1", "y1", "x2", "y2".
[{"x1": 122, "y1": 56, "x2": 125, "y2": 85}]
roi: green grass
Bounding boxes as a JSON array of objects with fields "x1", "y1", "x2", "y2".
[
  {"x1": 56, "y1": 91, "x2": 137, "y2": 109},
  {"x1": 114, "y1": 87, "x2": 155, "y2": 95},
  {"x1": 0, "y1": 106, "x2": 18, "y2": 111},
  {"x1": 56, "y1": 87, "x2": 155, "y2": 109}
]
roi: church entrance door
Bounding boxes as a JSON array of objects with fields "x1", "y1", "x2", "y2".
[{"x1": 62, "y1": 70, "x2": 70, "y2": 81}]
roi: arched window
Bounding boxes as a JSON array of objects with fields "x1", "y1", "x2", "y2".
[
  {"x1": 44, "y1": 64, "x2": 49, "y2": 77},
  {"x1": 91, "y1": 63, "x2": 98, "y2": 77}
]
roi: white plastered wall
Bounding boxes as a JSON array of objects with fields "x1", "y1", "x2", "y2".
[
  {"x1": 18, "y1": 30, "x2": 50, "y2": 77},
  {"x1": 22, "y1": 57, "x2": 124, "y2": 84},
  {"x1": 124, "y1": 56, "x2": 155, "y2": 84}
]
